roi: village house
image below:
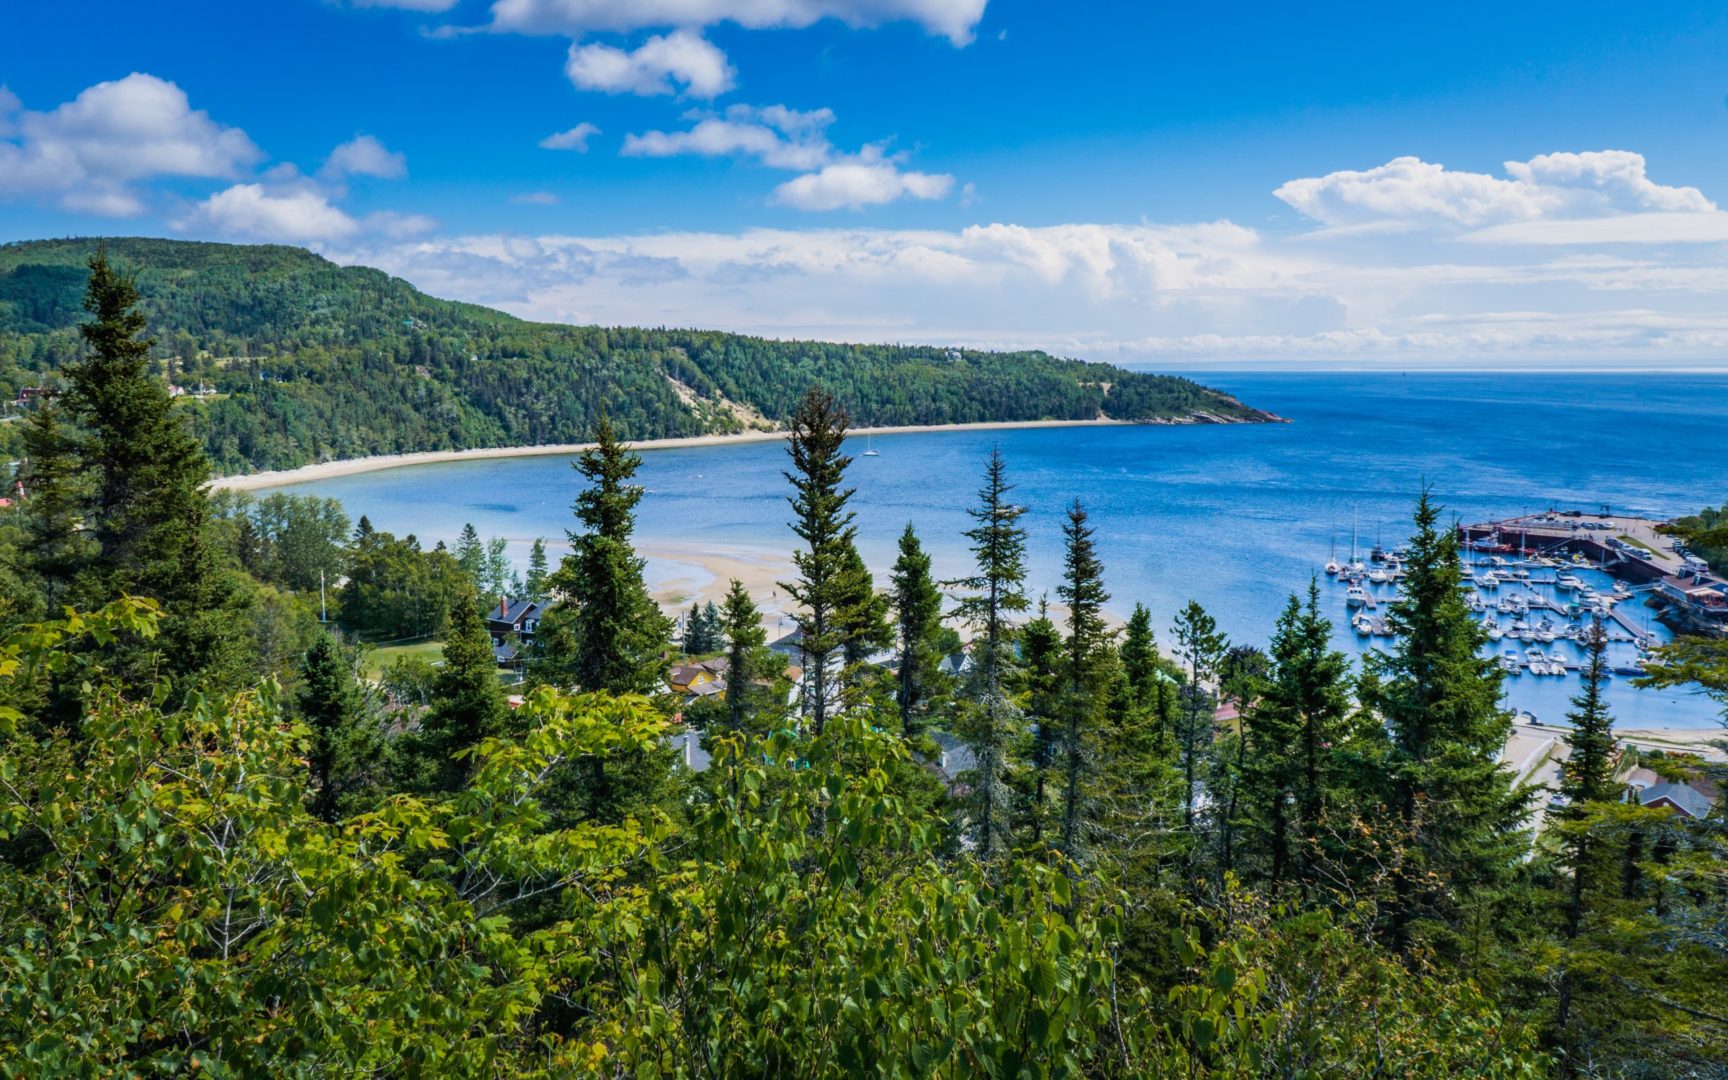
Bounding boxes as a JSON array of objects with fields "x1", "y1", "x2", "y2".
[{"x1": 486, "y1": 596, "x2": 542, "y2": 667}]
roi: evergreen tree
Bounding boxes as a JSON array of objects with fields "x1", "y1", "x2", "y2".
[
  {"x1": 1120, "y1": 604, "x2": 1159, "y2": 713},
  {"x1": 836, "y1": 543, "x2": 893, "y2": 704},
  {"x1": 950, "y1": 448, "x2": 1030, "y2": 857},
  {"x1": 1017, "y1": 600, "x2": 1063, "y2": 842},
  {"x1": 524, "y1": 538, "x2": 550, "y2": 602},
  {"x1": 718, "y1": 580, "x2": 771, "y2": 737},
  {"x1": 780, "y1": 386, "x2": 859, "y2": 734},
  {"x1": 542, "y1": 415, "x2": 671, "y2": 695},
  {"x1": 454, "y1": 524, "x2": 485, "y2": 587},
  {"x1": 483, "y1": 535, "x2": 511, "y2": 598},
  {"x1": 1366, "y1": 492, "x2": 1529, "y2": 955},
  {"x1": 16, "y1": 398, "x2": 91, "y2": 608},
  {"x1": 1244, "y1": 580, "x2": 1353, "y2": 890},
  {"x1": 1171, "y1": 601, "x2": 1227, "y2": 829},
  {"x1": 410, "y1": 583, "x2": 508, "y2": 793},
  {"x1": 1553, "y1": 619, "x2": 1618, "y2": 1057},
  {"x1": 297, "y1": 634, "x2": 383, "y2": 822},
  {"x1": 59, "y1": 249, "x2": 247, "y2": 690},
  {"x1": 1056, "y1": 500, "x2": 1110, "y2": 863},
  {"x1": 890, "y1": 523, "x2": 946, "y2": 737}
]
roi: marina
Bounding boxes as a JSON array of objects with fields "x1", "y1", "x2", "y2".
[{"x1": 1325, "y1": 509, "x2": 1727, "y2": 715}]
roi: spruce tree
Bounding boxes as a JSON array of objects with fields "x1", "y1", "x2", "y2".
[
  {"x1": 454, "y1": 524, "x2": 485, "y2": 587},
  {"x1": 1245, "y1": 580, "x2": 1352, "y2": 889},
  {"x1": 16, "y1": 399, "x2": 91, "y2": 608},
  {"x1": 1056, "y1": 500, "x2": 1109, "y2": 863},
  {"x1": 298, "y1": 634, "x2": 383, "y2": 822},
  {"x1": 1171, "y1": 601, "x2": 1226, "y2": 829},
  {"x1": 836, "y1": 543, "x2": 893, "y2": 704},
  {"x1": 718, "y1": 579, "x2": 770, "y2": 736},
  {"x1": 543, "y1": 415, "x2": 671, "y2": 695},
  {"x1": 890, "y1": 524, "x2": 946, "y2": 737},
  {"x1": 60, "y1": 249, "x2": 245, "y2": 690},
  {"x1": 524, "y1": 538, "x2": 550, "y2": 602},
  {"x1": 780, "y1": 386, "x2": 858, "y2": 734},
  {"x1": 1017, "y1": 600, "x2": 1062, "y2": 842},
  {"x1": 950, "y1": 448, "x2": 1030, "y2": 857},
  {"x1": 1554, "y1": 619, "x2": 1617, "y2": 1053},
  {"x1": 412, "y1": 583, "x2": 508, "y2": 793},
  {"x1": 1367, "y1": 491, "x2": 1529, "y2": 955},
  {"x1": 1120, "y1": 605, "x2": 1159, "y2": 712}
]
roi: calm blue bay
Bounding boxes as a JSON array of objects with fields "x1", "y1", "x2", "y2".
[{"x1": 267, "y1": 372, "x2": 1728, "y2": 730}]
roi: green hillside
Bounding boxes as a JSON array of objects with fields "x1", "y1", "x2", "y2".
[{"x1": 0, "y1": 237, "x2": 1275, "y2": 475}]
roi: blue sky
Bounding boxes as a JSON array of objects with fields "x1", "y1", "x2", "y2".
[{"x1": 4, "y1": 1, "x2": 1728, "y2": 364}]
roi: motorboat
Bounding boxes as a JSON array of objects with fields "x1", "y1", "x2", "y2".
[
  {"x1": 1345, "y1": 585, "x2": 1370, "y2": 608},
  {"x1": 1352, "y1": 614, "x2": 1373, "y2": 636},
  {"x1": 1556, "y1": 573, "x2": 1583, "y2": 592}
]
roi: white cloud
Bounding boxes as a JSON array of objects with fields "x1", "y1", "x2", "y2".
[
  {"x1": 351, "y1": 0, "x2": 461, "y2": 9},
  {"x1": 566, "y1": 29, "x2": 734, "y2": 97},
  {"x1": 321, "y1": 134, "x2": 408, "y2": 180},
  {"x1": 770, "y1": 154, "x2": 953, "y2": 210},
  {"x1": 487, "y1": 0, "x2": 988, "y2": 44},
  {"x1": 540, "y1": 122, "x2": 601, "y2": 151},
  {"x1": 178, "y1": 183, "x2": 361, "y2": 243},
  {"x1": 0, "y1": 87, "x2": 19, "y2": 139},
  {"x1": 0, "y1": 73, "x2": 260, "y2": 216},
  {"x1": 1276, "y1": 150, "x2": 1714, "y2": 230},
  {"x1": 623, "y1": 104, "x2": 834, "y2": 169},
  {"x1": 514, "y1": 191, "x2": 561, "y2": 205},
  {"x1": 623, "y1": 105, "x2": 955, "y2": 210}
]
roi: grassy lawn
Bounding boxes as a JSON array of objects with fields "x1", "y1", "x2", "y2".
[{"x1": 362, "y1": 639, "x2": 444, "y2": 680}]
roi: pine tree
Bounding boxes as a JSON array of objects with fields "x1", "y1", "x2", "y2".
[
  {"x1": 543, "y1": 415, "x2": 671, "y2": 695},
  {"x1": 524, "y1": 538, "x2": 550, "y2": 602},
  {"x1": 410, "y1": 583, "x2": 508, "y2": 793},
  {"x1": 1120, "y1": 605, "x2": 1159, "y2": 712},
  {"x1": 1367, "y1": 491, "x2": 1529, "y2": 955},
  {"x1": 950, "y1": 448, "x2": 1030, "y2": 857},
  {"x1": 890, "y1": 524, "x2": 946, "y2": 737},
  {"x1": 780, "y1": 386, "x2": 859, "y2": 734},
  {"x1": 1171, "y1": 601, "x2": 1226, "y2": 829},
  {"x1": 1057, "y1": 500, "x2": 1109, "y2": 863},
  {"x1": 298, "y1": 634, "x2": 382, "y2": 822}
]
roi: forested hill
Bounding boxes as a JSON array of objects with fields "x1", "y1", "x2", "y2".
[{"x1": 0, "y1": 237, "x2": 1276, "y2": 475}]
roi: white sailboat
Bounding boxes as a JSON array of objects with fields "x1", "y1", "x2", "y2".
[{"x1": 862, "y1": 433, "x2": 880, "y2": 457}]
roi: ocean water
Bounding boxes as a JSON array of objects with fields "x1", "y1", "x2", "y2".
[{"x1": 266, "y1": 372, "x2": 1728, "y2": 730}]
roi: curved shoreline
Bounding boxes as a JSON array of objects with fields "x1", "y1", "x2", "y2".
[{"x1": 213, "y1": 417, "x2": 1162, "y2": 492}]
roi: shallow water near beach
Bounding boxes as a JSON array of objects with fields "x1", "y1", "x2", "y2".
[{"x1": 268, "y1": 371, "x2": 1728, "y2": 731}]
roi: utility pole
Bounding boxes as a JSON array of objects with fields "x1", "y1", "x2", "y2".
[{"x1": 320, "y1": 569, "x2": 327, "y2": 624}]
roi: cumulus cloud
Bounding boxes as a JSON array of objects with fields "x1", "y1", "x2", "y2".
[
  {"x1": 623, "y1": 104, "x2": 834, "y2": 169},
  {"x1": 486, "y1": 0, "x2": 989, "y2": 45},
  {"x1": 566, "y1": 29, "x2": 734, "y2": 97},
  {"x1": 178, "y1": 183, "x2": 361, "y2": 243},
  {"x1": 0, "y1": 73, "x2": 260, "y2": 216},
  {"x1": 350, "y1": 0, "x2": 461, "y2": 9},
  {"x1": 540, "y1": 122, "x2": 601, "y2": 150},
  {"x1": 321, "y1": 134, "x2": 408, "y2": 180},
  {"x1": 770, "y1": 153, "x2": 952, "y2": 210},
  {"x1": 624, "y1": 105, "x2": 954, "y2": 210},
  {"x1": 1275, "y1": 150, "x2": 1714, "y2": 230}
]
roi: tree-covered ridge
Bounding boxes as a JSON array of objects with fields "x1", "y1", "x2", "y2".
[{"x1": 0, "y1": 237, "x2": 1276, "y2": 475}]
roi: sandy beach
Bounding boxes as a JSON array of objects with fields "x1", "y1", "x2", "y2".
[{"x1": 210, "y1": 418, "x2": 1133, "y2": 493}]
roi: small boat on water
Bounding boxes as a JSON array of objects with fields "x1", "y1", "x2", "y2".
[
  {"x1": 1368, "y1": 567, "x2": 1390, "y2": 585},
  {"x1": 1345, "y1": 585, "x2": 1370, "y2": 608},
  {"x1": 1500, "y1": 652, "x2": 1522, "y2": 674},
  {"x1": 1479, "y1": 571, "x2": 1501, "y2": 589},
  {"x1": 1556, "y1": 573, "x2": 1583, "y2": 592},
  {"x1": 1352, "y1": 614, "x2": 1373, "y2": 636},
  {"x1": 862, "y1": 433, "x2": 880, "y2": 457}
]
